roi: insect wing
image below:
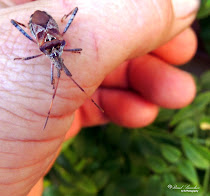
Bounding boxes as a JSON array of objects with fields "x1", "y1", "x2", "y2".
[{"x1": 29, "y1": 10, "x2": 61, "y2": 46}]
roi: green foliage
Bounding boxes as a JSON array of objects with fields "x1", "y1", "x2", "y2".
[
  {"x1": 198, "y1": 0, "x2": 210, "y2": 54},
  {"x1": 177, "y1": 159, "x2": 199, "y2": 185},
  {"x1": 197, "y1": 0, "x2": 210, "y2": 54},
  {"x1": 43, "y1": 71, "x2": 210, "y2": 196},
  {"x1": 160, "y1": 144, "x2": 181, "y2": 163},
  {"x1": 197, "y1": 0, "x2": 210, "y2": 19},
  {"x1": 181, "y1": 138, "x2": 209, "y2": 169},
  {"x1": 199, "y1": 15, "x2": 210, "y2": 54}
]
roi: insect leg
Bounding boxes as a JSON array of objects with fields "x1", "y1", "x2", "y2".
[
  {"x1": 11, "y1": 19, "x2": 36, "y2": 43},
  {"x1": 63, "y1": 48, "x2": 82, "y2": 54},
  {"x1": 62, "y1": 64, "x2": 104, "y2": 112},
  {"x1": 61, "y1": 7, "x2": 78, "y2": 36},
  {"x1": 43, "y1": 69, "x2": 61, "y2": 130},
  {"x1": 51, "y1": 62, "x2": 55, "y2": 89},
  {"x1": 14, "y1": 54, "x2": 43, "y2": 60}
]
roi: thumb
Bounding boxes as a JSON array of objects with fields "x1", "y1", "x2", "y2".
[{"x1": 1, "y1": 0, "x2": 200, "y2": 130}]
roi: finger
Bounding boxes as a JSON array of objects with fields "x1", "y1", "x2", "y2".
[
  {"x1": 14, "y1": 0, "x2": 32, "y2": 4},
  {"x1": 27, "y1": 178, "x2": 43, "y2": 196},
  {"x1": 127, "y1": 0, "x2": 200, "y2": 58},
  {"x1": 0, "y1": 1, "x2": 15, "y2": 8},
  {"x1": 128, "y1": 55, "x2": 196, "y2": 108},
  {"x1": 65, "y1": 88, "x2": 159, "y2": 136},
  {"x1": 102, "y1": 54, "x2": 196, "y2": 109},
  {"x1": 100, "y1": 89, "x2": 159, "y2": 128},
  {"x1": 65, "y1": 84, "x2": 159, "y2": 139},
  {"x1": 65, "y1": 92, "x2": 108, "y2": 140},
  {"x1": 0, "y1": 0, "x2": 34, "y2": 8},
  {"x1": 102, "y1": 62, "x2": 129, "y2": 89},
  {"x1": 152, "y1": 28, "x2": 198, "y2": 65},
  {"x1": 10, "y1": 0, "x2": 33, "y2": 5},
  {"x1": 65, "y1": 110, "x2": 83, "y2": 139},
  {"x1": 67, "y1": 26, "x2": 198, "y2": 138}
]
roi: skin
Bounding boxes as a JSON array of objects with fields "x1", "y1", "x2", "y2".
[{"x1": 0, "y1": 0, "x2": 199, "y2": 195}]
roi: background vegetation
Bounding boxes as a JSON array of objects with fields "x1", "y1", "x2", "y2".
[{"x1": 43, "y1": 1, "x2": 210, "y2": 195}]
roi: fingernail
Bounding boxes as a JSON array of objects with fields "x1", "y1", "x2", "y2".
[{"x1": 172, "y1": 0, "x2": 200, "y2": 18}]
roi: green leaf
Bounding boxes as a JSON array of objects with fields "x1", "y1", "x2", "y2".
[
  {"x1": 145, "y1": 175, "x2": 162, "y2": 196},
  {"x1": 141, "y1": 126, "x2": 175, "y2": 144},
  {"x1": 192, "y1": 142, "x2": 210, "y2": 162},
  {"x1": 52, "y1": 164, "x2": 73, "y2": 184},
  {"x1": 161, "y1": 144, "x2": 182, "y2": 163},
  {"x1": 197, "y1": 0, "x2": 210, "y2": 19},
  {"x1": 91, "y1": 170, "x2": 110, "y2": 190},
  {"x1": 187, "y1": 91, "x2": 210, "y2": 111},
  {"x1": 155, "y1": 108, "x2": 175, "y2": 123},
  {"x1": 199, "y1": 16, "x2": 210, "y2": 53},
  {"x1": 104, "y1": 183, "x2": 118, "y2": 196},
  {"x1": 59, "y1": 187, "x2": 95, "y2": 196},
  {"x1": 43, "y1": 186, "x2": 61, "y2": 196},
  {"x1": 75, "y1": 159, "x2": 90, "y2": 172},
  {"x1": 206, "y1": 138, "x2": 210, "y2": 147},
  {"x1": 104, "y1": 176, "x2": 141, "y2": 196},
  {"x1": 163, "y1": 173, "x2": 176, "y2": 185},
  {"x1": 191, "y1": 90, "x2": 209, "y2": 106},
  {"x1": 177, "y1": 159, "x2": 199, "y2": 185},
  {"x1": 200, "y1": 71, "x2": 210, "y2": 91},
  {"x1": 75, "y1": 175, "x2": 97, "y2": 194},
  {"x1": 133, "y1": 134, "x2": 160, "y2": 157},
  {"x1": 56, "y1": 154, "x2": 75, "y2": 174},
  {"x1": 170, "y1": 92, "x2": 210, "y2": 126},
  {"x1": 170, "y1": 106, "x2": 193, "y2": 126},
  {"x1": 173, "y1": 120, "x2": 197, "y2": 136},
  {"x1": 61, "y1": 138, "x2": 75, "y2": 152},
  {"x1": 147, "y1": 156, "x2": 167, "y2": 173},
  {"x1": 182, "y1": 138, "x2": 209, "y2": 169},
  {"x1": 43, "y1": 179, "x2": 51, "y2": 188}
]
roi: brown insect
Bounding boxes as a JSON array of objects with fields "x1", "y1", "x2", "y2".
[{"x1": 11, "y1": 7, "x2": 104, "y2": 130}]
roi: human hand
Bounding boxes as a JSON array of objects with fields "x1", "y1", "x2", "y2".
[{"x1": 0, "y1": 0, "x2": 199, "y2": 195}]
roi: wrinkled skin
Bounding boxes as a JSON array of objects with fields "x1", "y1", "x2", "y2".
[{"x1": 0, "y1": 0, "x2": 199, "y2": 195}]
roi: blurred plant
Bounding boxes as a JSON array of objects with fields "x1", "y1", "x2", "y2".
[
  {"x1": 197, "y1": 0, "x2": 210, "y2": 19},
  {"x1": 197, "y1": 0, "x2": 210, "y2": 54},
  {"x1": 43, "y1": 71, "x2": 210, "y2": 196}
]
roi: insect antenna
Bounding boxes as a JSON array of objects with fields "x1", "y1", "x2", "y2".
[
  {"x1": 63, "y1": 65, "x2": 104, "y2": 113},
  {"x1": 43, "y1": 73, "x2": 60, "y2": 130},
  {"x1": 70, "y1": 76, "x2": 104, "y2": 112},
  {"x1": 43, "y1": 68, "x2": 104, "y2": 130}
]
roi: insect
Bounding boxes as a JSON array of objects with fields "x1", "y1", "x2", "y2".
[{"x1": 11, "y1": 7, "x2": 104, "y2": 130}]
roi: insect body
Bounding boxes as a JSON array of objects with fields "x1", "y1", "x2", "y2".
[{"x1": 11, "y1": 7, "x2": 103, "y2": 130}]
